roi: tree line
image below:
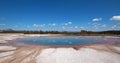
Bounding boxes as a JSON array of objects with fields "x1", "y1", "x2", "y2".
[{"x1": 0, "y1": 29, "x2": 120, "y2": 35}]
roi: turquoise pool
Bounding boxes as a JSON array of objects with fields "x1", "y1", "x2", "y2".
[{"x1": 15, "y1": 36, "x2": 120, "y2": 46}]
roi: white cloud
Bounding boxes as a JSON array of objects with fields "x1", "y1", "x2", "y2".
[
  {"x1": 49, "y1": 23, "x2": 56, "y2": 26},
  {"x1": 92, "y1": 18, "x2": 102, "y2": 22},
  {"x1": 92, "y1": 23, "x2": 101, "y2": 25},
  {"x1": 111, "y1": 25, "x2": 117, "y2": 29},
  {"x1": 75, "y1": 26, "x2": 78, "y2": 28},
  {"x1": 80, "y1": 27, "x2": 84, "y2": 29},
  {"x1": 33, "y1": 24, "x2": 45, "y2": 27},
  {"x1": 101, "y1": 24, "x2": 106, "y2": 27},
  {"x1": 33, "y1": 24, "x2": 37, "y2": 27},
  {"x1": 0, "y1": 24, "x2": 5, "y2": 26},
  {"x1": 92, "y1": 23, "x2": 99, "y2": 29},
  {"x1": 94, "y1": 25, "x2": 98, "y2": 29},
  {"x1": 62, "y1": 26, "x2": 65, "y2": 29},
  {"x1": 69, "y1": 27, "x2": 73, "y2": 28},
  {"x1": 62, "y1": 22, "x2": 72, "y2": 26},
  {"x1": 68, "y1": 22, "x2": 72, "y2": 24},
  {"x1": 52, "y1": 23, "x2": 56, "y2": 26},
  {"x1": 110, "y1": 15, "x2": 120, "y2": 21},
  {"x1": 65, "y1": 23, "x2": 68, "y2": 26}
]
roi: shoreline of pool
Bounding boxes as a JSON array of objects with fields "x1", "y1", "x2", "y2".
[
  {"x1": 0, "y1": 33, "x2": 119, "y2": 52},
  {"x1": 0, "y1": 34, "x2": 120, "y2": 63},
  {"x1": 1, "y1": 33, "x2": 120, "y2": 47}
]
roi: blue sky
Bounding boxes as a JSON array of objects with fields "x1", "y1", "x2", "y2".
[{"x1": 0, "y1": 0, "x2": 120, "y2": 31}]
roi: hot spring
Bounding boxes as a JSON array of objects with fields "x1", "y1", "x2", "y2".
[{"x1": 14, "y1": 36, "x2": 120, "y2": 46}]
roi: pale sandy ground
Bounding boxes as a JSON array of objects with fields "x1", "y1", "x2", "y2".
[{"x1": 0, "y1": 34, "x2": 120, "y2": 63}]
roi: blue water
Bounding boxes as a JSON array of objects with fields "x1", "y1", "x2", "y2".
[{"x1": 16, "y1": 36, "x2": 120, "y2": 46}]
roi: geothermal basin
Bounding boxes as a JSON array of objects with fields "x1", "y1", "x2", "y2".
[
  {"x1": 0, "y1": 34, "x2": 120, "y2": 63},
  {"x1": 14, "y1": 36, "x2": 120, "y2": 46}
]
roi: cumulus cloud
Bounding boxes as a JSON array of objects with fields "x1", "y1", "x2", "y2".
[
  {"x1": 64, "y1": 23, "x2": 68, "y2": 26},
  {"x1": 91, "y1": 23, "x2": 99, "y2": 29},
  {"x1": 69, "y1": 27, "x2": 73, "y2": 28},
  {"x1": 0, "y1": 24, "x2": 5, "y2": 26},
  {"x1": 68, "y1": 22, "x2": 72, "y2": 24},
  {"x1": 92, "y1": 18, "x2": 102, "y2": 22},
  {"x1": 33, "y1": 24, "x2": 45, "y2": 27},
  {"x1": 101, "y1": 24, "x2": 106, "y2": 27},
  {"x1": 111, "y1": 25, "x2": 117, "y2": 29},
  {"x1": 92, "y1": 23, "x2": 101, "y2": 25},
  {"x1": 80, "y1": 27, "x2": 84, "y2": 29},
  {"x1": 52, "y1": 23, "x2": 56, "y2": 26},
  {"x1": 62, "y1": 22, "x2": 72, "y2": 26},
  {"x1": 75, "y1": 26, "x2": 78, "y2": 28},
  {"x1": 110, "y1": 15, "x2": 120, "y2": 21},
  {"x1": 62, "y1": 26, "x2": 65, "y2": 29},
  {"x1": 49, "y1": 23, "x2": 56, "y2": 26}
]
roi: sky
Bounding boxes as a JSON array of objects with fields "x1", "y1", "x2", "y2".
[{"x1": 0, "y1": 0, "x2": 120, "y2": 31}]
